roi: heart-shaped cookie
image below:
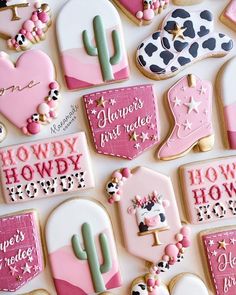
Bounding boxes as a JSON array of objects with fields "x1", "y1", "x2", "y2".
[
  {"x1": 130, "y1": 273, "x2": 209, "y2": 295},
  {"x1": 0, "y1": 50, "x2": 60, "y2": 136},
  {"x1": 0, "y1": 0, "x2": 52, "y2": 51}
]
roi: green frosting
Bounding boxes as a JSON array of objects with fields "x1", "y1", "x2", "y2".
[
  {"x1": 82, "y1": 15, "x2": 122, "y2": 82},
  {"x1": 72, "y1": 222, "x2": 112, "y2": 293}
]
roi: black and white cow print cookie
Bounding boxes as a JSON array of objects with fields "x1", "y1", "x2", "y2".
[{"x1": 136, "y1": 8, "x2": 233, "y2": 80}]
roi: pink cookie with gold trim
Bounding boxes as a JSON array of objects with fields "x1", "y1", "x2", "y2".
[
  {"x1": 0, "y1": 132, "x2": 94, "y2": 204},
  {"x1": 105, "y1": 167, "x2": 191, "y2": 269},
  {"x1": 0, "y1": 50, "x2": 60, "y2": 136},
  {"x1": 220, "y1": 0, "x2": 236, "y2": 32},
  {"x1": 0, "y1": 210, "x2": 44, "y2": 292},
  {"x1": 200, "y1": 226, "x2": 236, "y2": 295},
  {"x1": 84, "y1": 85, "x2": 159, "y2": 160},
  {"x1": 180, "y1": 156, "x2": 236, "y2": 225},
  {"x1": 0, "y1": 0, "x2": 51, "y2": 51}
]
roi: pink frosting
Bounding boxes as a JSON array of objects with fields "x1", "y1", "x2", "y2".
[{"x1": 225, "y1": 0, "x2": 236, "y2": 23}]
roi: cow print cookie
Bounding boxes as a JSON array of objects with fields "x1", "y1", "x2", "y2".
[
  {"x1": 112, "y1": 0, "x2": 169, "y2": 26},
  {"x1": 84, "y1": 85, "x2": 159, "y2": 160},
  {"x1": 105, "y1": 167, "x2": 191, "y2": 268},
  {"x1": 220, "y1": 1, "x2": 236, "y2": 33},
  {"x1": 200, "y1": 226, "x2": 236, "y2": 295},
  {"x1": 46, "y1": 198, "x2": 122, "y2": 294},
  {"x1": 136, "y1": 8, "x2": 233, "y2": 80},
  {"x1": 0, "y1": 0, "x2": 51, "y2": 51},
  {"x1": 0, "y1": 50, "x2": 60, "y2": 136},
  {"x1": 158, "y1": 74, "x2": 214, "y2": 160},
  {"x1": 130, "y1": 275, "x2": 169, "y2": 295},
  {"x1": 180, "y1": 156, "x2": 236, "y2": 225},
  {"x1": 57, "y1": 0, "x2": 129, "y2": 90},
  {"x1": 0, "y1": 210, "x2": 44, "y2": 292},
  {"x1": 0, "y1": 132, "x2": 95, "y2": 204}
]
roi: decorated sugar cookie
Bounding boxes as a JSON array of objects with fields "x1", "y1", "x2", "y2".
[
  {"x1": 200, "y1": 226, "x2": 236, "y2": 295},
  {"x1": 130, "y1": 273, "x2": 208, "y2": 295},
  {"x1": 158, "y1": 74, "x2": 214, "y2": 161},
  {"x1": 220, "y1": 1, "x2": 236, "y2": 33},
  {"x1": 0, "y1": 210, "x2": 44, "y2": 292},
  {"x1": 105, "y1": 167, "x2": 191, "y2": 270},
  {"x1": 57, "y1": 0, "x2": 129, "y2": 90},
  {"x1": 112, "y1": 0, "x2": 169, "y2": 26},
  {"x1": 46, "y1": 198, "x2": 122, "y2": 294},
  {"x1": 0, "y1": 50, "x2": 60, "y2": 136},
  {"x1": 0, "y1": 0, "x2": 51, "y2": 51},
  {"x1": 180, "y1": 156, "x2": 236, "y2": 224},
  {"x1": 0, "y1": 132, "x2": 94, "y2": 204},
  {"x1": 173, "y1": 0, "x2": 204, "y2": 5},
  {"x1": 0, "y1": 122, "x2": 7, "y2": 142},
  {"x1": 83, "y1": 85, "x2": 159, "y2": 160},
  {"x1": 217, "y1": 56, "x2": 236, "y2": 149},
  {"x1": 136, "y1": 9, "x2": 233, "y2": 80}
]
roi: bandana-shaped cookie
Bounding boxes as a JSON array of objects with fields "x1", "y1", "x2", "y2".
[{"x1": 136, "y1": 9, "x2": 233, "y2": 80}]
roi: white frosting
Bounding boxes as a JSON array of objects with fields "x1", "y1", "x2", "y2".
[
  {"x1": 220, "y1": 56, "x2": 236, "y2": 107},
  {"x1": 57, "y1": 0, "x2": 123, "y2": 51},
  {"x1": 46, "y1": 198, "x2": 115, "y2": 253},
  {"x1": 170, "y1": 274, "x2": 209, "y2": 295}
]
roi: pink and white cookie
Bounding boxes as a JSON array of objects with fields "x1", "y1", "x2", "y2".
[
  {"x1": 158, "y1": 74, "x2": 214, "y2": 161},
  {"x1": 57, "y1": 0, "x2": 129, "y2": 90},
  {"x1": 217, "y1": 56, "x2": 236, "y2": 149},
  {"x1": 0, "y1": 0, "x2": 51, "y2": 51},
  {"x1": 180, "y1": 156, "x2": 236, "y2": 224},
  {"x1": 0, "y1": 132, "x2": 95, "y2": 204},
  {"x1": 83, "y1": 85, "x2": 159, "y2": 160},
  {"x1": 46, "y1": 198, "x2": 122, "y2": 295},
  {"x1": 112, "y1": 0, "x2": 169, "y2": 26},
  {"x1": 136, "y1": 8, "x2": 233, "y2": 80},
  {"x1": 105, "y1": 167, "x2": 191, "y2": 269},
  {"x1": 220, "y1": 1, "x2": 236, "y2": 32},
  {"x1": 200, "y1": 226, "x2": 236, "y2": 295},
  {"x1": 0, "y1": 210, "x2": 44, "y2": 292},
  {"x1": 0, "y1": 50, "x2": 60, "y2": 136}
]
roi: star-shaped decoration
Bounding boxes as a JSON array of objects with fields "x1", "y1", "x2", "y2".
[
  {"x1": 33, "y1": 265, "x2": 40, "y2": 272},
  {"x1": 88, "y1": 99, "x2": 93, "y2": 105},
  {"x1": 16, "y1": 275, "x2": 22, "y2": 282},
  {"x1": 96, "y1": 96, "x2": 107, "y2": 108},
  {"x1": 173, "y1": 96, "x2": 181, "y2": 107},
  {"x1": 151, "y1": 134, "x2": 158, "y2": 141},
  {"x1": 9, "y1": 265, "x2": 18, "y2": 276},
  {"x1": 230, "y1": 238, "x2": 236, "y2": 245},
  {"x1": 91, "y1": 109, "x2": 97, "y2": 115},
  {"x1": 149, "y1": 123, "x2": 155, "y2": 130},
  {"x1": 198, "y1": 86, "x2": 207, "y2": 95},
  {"x1": 184, "y1": 96, "x2": 202, "y2": 114},
  {"x1": 134, "y1": 143, "x2": 141, "y2": 150},
  {"x1": 110, "y1": 98, "x2": 116, "y2": 106},
  {"x1": 211, "y1": 250, "x2": 218, "y2": 257},
  {"x1": 208, "y1": 240, "x2": 214, "y2": 246},
  {"x1": 168, "y1": 23, "x2": 187, "y2": 40},
  {"x1": 182, "y1": 119, "x2": 192, "y2": 130},
  {"x1": 21, "y1": 263, "x2": 32, "y2": 274},
  {"x1": 28, "y1": 256, "x2": 33, "y2": 263},
  {"x1": 130, "y1": 131, "x2": 139, "y2": 141},
  {"x1": 218, "y1": 239, "x2": 228, "y2": 250},
  {"x1": 140, "y1": 132, "x2": 149, "y2": 142}
]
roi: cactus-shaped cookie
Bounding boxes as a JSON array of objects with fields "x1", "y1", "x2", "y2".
[
  {"x1": 72, "y1": 222, "x2": 112, "y2": 293},
  {"x1": 83, "y1": 15, "x2": 122, "y2": 82}
]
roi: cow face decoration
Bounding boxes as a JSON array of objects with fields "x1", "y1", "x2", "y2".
[{"x1": 128, "y1": 192, "x2": 170, "y2": 233}]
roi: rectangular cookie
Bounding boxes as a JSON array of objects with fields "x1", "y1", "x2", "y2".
[
  {"x1": 0, "y1": 132, "x2": 94, "y2": 203},
  {"x1": 179, "y1": 156, "x2": 236, "y2": 224}
]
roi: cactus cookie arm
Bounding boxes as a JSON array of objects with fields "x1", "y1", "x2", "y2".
[
  {"x1": 72, "y1": 234, "x2": 88, "y2": 260},
  {"x1": 82, "y1": 30, "x2": 98, "y2": 56},
  {"x1": 99, "y1": 233, "x2": 112, "y2": 273},
  {"x1": 110, "y1": 30, "x2": 122, "y2": 65}
]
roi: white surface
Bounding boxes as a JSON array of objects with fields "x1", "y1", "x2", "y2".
[{"x1": 0, "y1": 0, "x2": 235, "y2": 294}]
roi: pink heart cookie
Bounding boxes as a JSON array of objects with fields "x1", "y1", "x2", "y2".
[
  {"x1": 200, "y1": 226, "x2": 236, "y2": 295},
  {"x1": 84, "y1": 85, "x2": 159, "y2": 160},
  {"x1": 0, "y1": 210, "x2": 44, "y2": 292},
  {"x1": 0, "y1": 0, "x2": 52, "y2": 51},
  {"x1": 0, "y1": 50, "x2": 60, "y2": 136}
]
